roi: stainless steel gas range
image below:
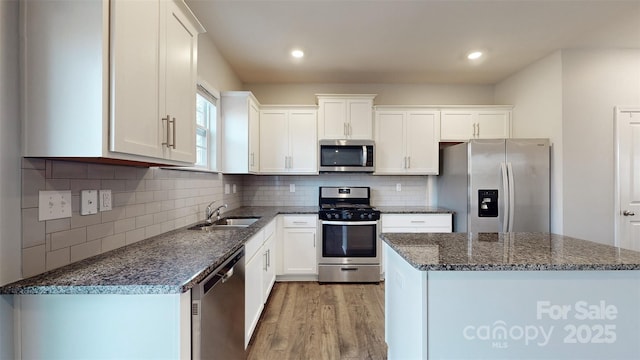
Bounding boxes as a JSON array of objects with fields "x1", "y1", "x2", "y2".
[{"x1": 317, "y1": 186, "x2": 381, "y2": 283}]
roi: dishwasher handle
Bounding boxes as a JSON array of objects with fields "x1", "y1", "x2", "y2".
[{"x1": 201, "y1": 248, "x2": 244, "y2": 296}]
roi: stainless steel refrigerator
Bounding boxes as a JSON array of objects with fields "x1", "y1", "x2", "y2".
[{"x1": 437, "y1": 139, "x2": 550, "y2": 232}]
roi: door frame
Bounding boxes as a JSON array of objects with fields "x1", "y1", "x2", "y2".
[{"x1": 613, "y1": 106, "x2": 640, "y2": 247}]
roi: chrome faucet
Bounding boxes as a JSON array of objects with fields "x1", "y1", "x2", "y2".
[{"x1": 206, "y1": 201, "x2": 227, "y2": 222}]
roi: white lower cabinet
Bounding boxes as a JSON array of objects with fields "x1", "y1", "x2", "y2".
[
  {"x1": 381, "y1": 213, "x2": 453, "y2": 275},
  {"x1": 278, "y1": 215, "x2": 318, "y2": 277},
  {"x1": 244, "y1": 219, "x2": 277, "y2": 348}
]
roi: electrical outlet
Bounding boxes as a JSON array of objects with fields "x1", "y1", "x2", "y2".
[
  {"x1": 38, "y1": 190, "x2": 72, "y2": 221},
  {"x1": 396, "y1": 183, "x2": 402, "y2": 192},
  {"x1": 224, "y1": 184, "x2": 230, "y2": 194},
  {"x1": 80, "y1": 190, "x2": 98, "y2": 215},
  {"x1": 232, "y1": 184, "x2": 237, "y2": 193},
  {"x1": 289, "y1": 184, "x2": 295, "y2": 193},
  {"x1": 99, "y1": 189, "x2": 112, "y2": 211}
]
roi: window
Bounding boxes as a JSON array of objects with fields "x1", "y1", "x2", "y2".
[{"x1": 195, "y1": 84, "x2": 219, "y2": 170}]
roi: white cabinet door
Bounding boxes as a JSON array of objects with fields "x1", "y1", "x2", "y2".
[
  {"x1": 221, "y1": 92, "x2": 261, "y2": 174},
  {"x1": 347, "y1": 99, "x2": 374, "y2": 139},
  {"x1": 262, "y1": 232, "x2": 276, "y2": 303},
  {"x1": 110, "y1": 0, "x2": 199, "y2": 163},
  {"x1": 440, "y1": 110, "x2": 474, "y2": 141},
  {"x1": 405, "y1": 111, "x2": 439, "y2": 174},
  {"x1": 162, "y1": 0, "x2": 197, "y2": 162},
  {"x1": 259, "y1": 109, "x2": 289, "y2": 173},
  {"x1": 288, "y1": 110, "x2": 318, "y2": 173},
  {"x1": 375, "y1": 111, "x2": 405, "y2": 173},
  {"x1": 476, "y1": 110, "x2": 511, "y2": 139},
  {"x1": 110, "y1": 0, "x2": 163, "y2": 159},
  {"x1": 317, "y1": 95, "x2": 375, "y2": 139},
  {"x1": 259, "y1": 107, "x2": 317, "y2": 174},
  {"x1": 245, "y1": 249, "x2": 264, "y2": 349},
  {"x1": 282, "y1": 224, "x2": 317, "y2": 275},
  {"x1": 318, "y1": 99, "x2": 347, "y2": 139},
  {"x1": 375, "y1": 109, "x2": 439, "y2": 175},
  {"x1": 249, "y1": 100, "x2": 261, "y2": 173},
  {"x1": 441, "y1": 109, "x2": 511, "y2": 141}
]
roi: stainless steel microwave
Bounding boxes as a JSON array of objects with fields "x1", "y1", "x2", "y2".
[{"x1": 319, "y1": 139, "x2": 374, "y2": 172}]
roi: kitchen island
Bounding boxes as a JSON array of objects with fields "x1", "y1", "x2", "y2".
[{"x1": 382, "y1": 232, "x2": 640, "y2": 360}]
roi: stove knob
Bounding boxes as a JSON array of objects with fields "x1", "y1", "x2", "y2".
[
  {"x1": 334, "y1": 213, "x2": 340, "y2": 219},
  {"x1": 360, "y1": 213, "x2": 366, "y2": 219},
  {"x1": 346, "y1": 212, "x2": 352, "y2": 220},
  {"x1": 368, "y1": 213, "x2": 374, "y2": 219},
  {"x1": 326, "y1": 213, "x2": 332, "y2": 220}
]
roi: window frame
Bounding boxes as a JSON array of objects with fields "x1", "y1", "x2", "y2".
[{"x1": 192, "y1": 81, "x2": 220, "y2": 172}]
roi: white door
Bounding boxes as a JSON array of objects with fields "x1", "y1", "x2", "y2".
[
  {"x1": 248, "y1": 100, "x2": 261, "y2": 173},
  {"x1": 440, "y1": 111, "x2": 473, "y2": 141},
  {"x1": 616, "y1": 108, "x2": 640, "y2": 251},
  {"x1": 476, "y1": 111, "x2": 511, "y2": 139},
  {"x1": 282, "y1": 228, "x2": 317, "y2": 275}
]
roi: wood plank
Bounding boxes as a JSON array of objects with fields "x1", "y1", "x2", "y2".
[{"x1": 247, "y1": 282, "x2": 387, "y2": 359}]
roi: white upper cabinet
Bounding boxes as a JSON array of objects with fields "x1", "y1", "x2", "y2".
[
  {"x1": 440, "y1": 108, "x2": 512, "y2": 141},
  {"x1": 317, "y1": 94, "x2": 376, "y2": 139},
  {"x1": 375, "y1": 109, "x2": 440, "y2": 175},
  {"x1": 221, "y1": 92, "x2": 261, "y2": 174},
  {"x1": 259, "y1": 106, "x2": 317, "y2": 174},
  {"x1": 22, "y1": 0, "x2": 203, "y2": 165},
  {"x1": 111, "y1": 0, "x2": 199, "y2": 163}
]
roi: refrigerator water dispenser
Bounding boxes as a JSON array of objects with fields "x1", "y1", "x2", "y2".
[{"x1": 478, "y1": 190, "x2": 498, "y2": 217}]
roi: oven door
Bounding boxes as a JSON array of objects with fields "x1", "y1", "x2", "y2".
[{"x1": 318, "y1": 220, "x2": 380, "y2": 265}]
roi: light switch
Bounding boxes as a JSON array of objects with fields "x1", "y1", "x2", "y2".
[
  {"x1": 224, "y1": 184, "x2": 230, "y2": 194},
  {"x1": 290, "y1": 184, "x2": 295, "y2": 193},
  {"x1": 396, "y1": 183, "x2": 402, "y2": 192},
  {"x1": 80, "y1": 190, "x2": 98, "y2": 215},
  {"x1": 38, "y1": 190, "x2": 72, "y2": 221}
]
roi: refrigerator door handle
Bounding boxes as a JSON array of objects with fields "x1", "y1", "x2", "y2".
[
  {"x1": 507, "y1": 162, "x2": 516, "y2": 232},
  {"x1": 500, "y1": 162, "x2": 509, "y2": 232}
]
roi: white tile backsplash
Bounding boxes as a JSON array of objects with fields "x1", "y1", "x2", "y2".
[
  {"x1": 21, "y1": 160, "x2": 237, "y2": 277},
  {"x1": 20, "y1": 159, "x2": 428, "y2": 278}
]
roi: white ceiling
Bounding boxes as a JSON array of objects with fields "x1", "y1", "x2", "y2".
[{"x1": 185, "y1": 0, "x2": 640, "y2": 85}]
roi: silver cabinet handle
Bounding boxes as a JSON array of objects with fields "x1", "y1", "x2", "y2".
[
  {"x1": 472, "y1": 123, "x2": 477, "y2": 137},
  {"x1": 344, "y1": 123, "x2": 347, "y2": 136},
  {"x1": 313, "y1": 233, "x2": 316, "y2": 248},
  {"x1": 623, "y1": 210, "x2": 636, "y2": 216},
  {"x1": 348, "y1": 123, "x2": 352, "y2": 136},
  {"x1": 264, "y1": 251, "x2": 268, "y2": 271},
  {"x1": 407, "y1": 156, "x2": 411, "y2": 169},
  {"x1": 161, "y1": 115, "x2": 170, "y2": 147},
  {"x1": 476, "y1": 122, "x2": 480, "y2": 137},
  {"x1": 170, "y1": 117, "x2": 176, "y2": 149}
]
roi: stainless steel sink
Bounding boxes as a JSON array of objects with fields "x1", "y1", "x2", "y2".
[{"x1": 188, "y1": 216, "x2": 260, "y2": 231}]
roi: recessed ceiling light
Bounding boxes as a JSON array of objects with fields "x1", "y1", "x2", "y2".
[
  {"x1": 467, "y1": 51, "x2": 483, "y2": 60},
  {"x1": 291, "y1": 49, "x2": 304, "y2": 58}
]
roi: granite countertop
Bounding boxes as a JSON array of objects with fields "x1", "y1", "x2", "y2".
[
  {"x1": 0, "y1": 206, "x2": 317, "y2": 295},
  {"x1": 375, "y1": 206, "x2": 453, "y2": 214},
  {"x1": 382, "y1": 232, "x2": 640, "y2": 271}
]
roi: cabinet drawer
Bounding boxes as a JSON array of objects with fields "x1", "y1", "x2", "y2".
[
  {"x1": 382, "y1": 214, "x2": 452, "y2": 229},
  {"x1": 283, "y1": 215, "x2": 317, "y2": 228},
  {"x1": 244, "y1": 230, "x2": 264, "y2": 261}
]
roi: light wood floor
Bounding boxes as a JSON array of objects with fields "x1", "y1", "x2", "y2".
[{"x1": 247, "y1": 282, "x2": 387, "y2": 360}]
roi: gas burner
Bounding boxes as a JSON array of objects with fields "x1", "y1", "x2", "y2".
[{"x1": 318, "y1": 186, "x2": 380, "y2": 221}]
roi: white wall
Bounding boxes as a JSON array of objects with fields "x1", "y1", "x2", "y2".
[
  {"x1": 244, "y1": 83, "x2": 495, "y2": 105},
  {"x1": 561, "y1": 49, "x2": 640, "y2": 244},
  {"x1": 494, "y1": 51, "x2": 564, "y2": 234},
  {"x1": 197, "y1": 35, "x2": 242, "y2": 92}
]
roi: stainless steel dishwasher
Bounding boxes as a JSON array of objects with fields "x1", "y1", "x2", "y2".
[{"x1": 192, "y1": 247, "x2": 245, "y2": 360}]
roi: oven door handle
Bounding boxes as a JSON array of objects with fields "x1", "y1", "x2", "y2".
[{"x1": 320, "y1": 220, "x2": 379, "y2": 226}]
